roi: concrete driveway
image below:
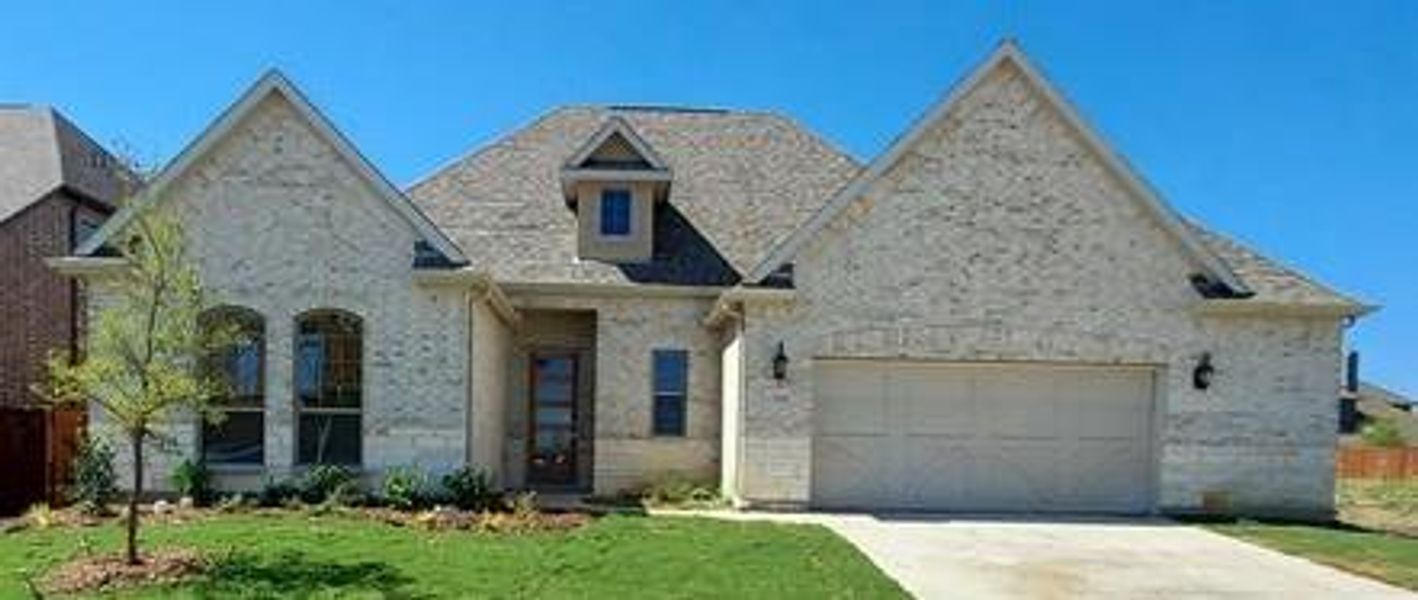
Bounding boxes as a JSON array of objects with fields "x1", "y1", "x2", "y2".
[{"x1": 697, "y1": 512, "x2": 1414, "y2": 599}]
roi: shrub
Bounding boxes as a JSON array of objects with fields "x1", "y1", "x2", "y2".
[
  {"x1": 170, "y1": 458, "x2": 212, "y2": 505},
  {"x1": 299, "y1": 465, "x2": 358, "y2": 505},
  {"x1": 639, "y1": 473, "x2": 721, "y2": 507},
  {"x1": 1361, "y1": 417, "x2": 1406, "y2": 447},
  {"x1": 441, "y1": 467, "x2": 502, "y2": 511},
  {"x1": 258, "y1": 477, "x2": 300, "y2": 508},
  {"x1": 383, "y1": 466, "x2": 429, "y2": 511},
  {"x1": 24, "y1": 504, "x2": 57, "y2": 530},
  {"x1": 70, "y1": 437, "x2": 117, "y2": 515}
]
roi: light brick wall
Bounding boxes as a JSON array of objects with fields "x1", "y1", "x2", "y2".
[
  {"x1": 506, "y1": 293, "x2": 721, "y2": 495},
  {"x1": 90, "y1": 93, "x2": 469, "y2": 492},
  {"x1": 733, "y1": 62, "x2": 1343, "y2": 517},
  {"x1": 468, "y1": 298, "x2": 511, "y2": 484}
]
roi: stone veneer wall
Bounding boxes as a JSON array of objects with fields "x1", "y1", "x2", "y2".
[
  {"x1": 89, "y1": 93, "x2": 470, "y2": 493},
  {"x1": 732, "y1": 62, "x2": 1344, "y2": 517},
  {"x1": 508, "y1": 293, "x2": 721, "y2": 495}
]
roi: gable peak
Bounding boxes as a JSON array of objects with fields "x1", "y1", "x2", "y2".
[{"x1": 564, "y1": 116, "x2": 668, "y2": 172}]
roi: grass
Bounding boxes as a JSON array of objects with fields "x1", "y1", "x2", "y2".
[
  {"x1": 0, "y1": 512, "x2": 906, "y2": 599},
  {"x1": 1209, "y1": 521, "x2": 1418, "y2": 591},
  {"x1": 1338, "y1": 478, "x2": 1418, "y2": 535},
  {"x1": 1205, "y1": 478, "x2": 1418, "y2": 591}
]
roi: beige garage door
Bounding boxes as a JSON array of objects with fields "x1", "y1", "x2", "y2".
[{"x1": 812, "y1": 361, "x2": 1155, "y2": 513}]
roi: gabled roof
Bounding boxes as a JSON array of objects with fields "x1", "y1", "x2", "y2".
[
  {"x1": 0, "y1": 106, "x2": 128, "y2": 224},
  {"x1": 746, "y1": 41, "x2": 1250, "y2": 297},
  {"x1": 408, "y1": 106, "x2": 860, "y2": 285},
  {"x1": 563, "y1": 116, "x2": 669, "y2": 172},
  {"x1": 75, "y1": 70, "x2": 466, "y2": 265}
]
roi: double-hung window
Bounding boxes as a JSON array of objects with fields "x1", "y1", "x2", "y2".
[
  {"x1": 600, "y1": 189, "x2": 632, "y2": 237},
  {"x1": 652, "y1": 349, "x2": 688, "y2": 436}
]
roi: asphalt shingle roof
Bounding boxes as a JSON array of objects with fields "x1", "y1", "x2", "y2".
[
  {"x1": 0, "y1": 106, "x2": 127, "y2": 224},
  {"x1": 407, "y1": 106, "x2": 860, "y2": 285},
  {"x1": 409, "y1": 104, "x2": 1361, "y2": 308},
  {"x1": 1189, "y1": 223, "x2": 1363, "y2": 308}
]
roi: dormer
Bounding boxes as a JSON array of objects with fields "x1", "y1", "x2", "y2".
[{"x1": 561, "y1": 117, "x2": 671, "y2": 263}]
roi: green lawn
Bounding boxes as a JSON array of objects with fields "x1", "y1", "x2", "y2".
[
  {"x1": 1209, "y1": 522, "x2": 1418, "y2": 591},
  {"x1": 0, "y1": 512, "x2": 905, "y2": 598}
]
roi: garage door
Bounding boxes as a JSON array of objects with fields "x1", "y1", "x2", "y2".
[{"x1": 812, "y1": 361, "x2": 1155, "y2": 513}]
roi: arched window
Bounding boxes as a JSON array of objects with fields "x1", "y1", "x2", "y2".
[
  {"x1": 294, "y1": 309, "x2": 362, "y2": 466},
  {"x1": 200, "y1": 306, "x2": 265, "y2": 466}
]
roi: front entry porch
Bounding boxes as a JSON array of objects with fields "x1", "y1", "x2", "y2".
[{"x1": 505, "y1": 310, "x2": 597, "y2": 493}]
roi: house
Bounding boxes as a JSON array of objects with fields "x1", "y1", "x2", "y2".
[
  {"x1": 52, "y1": 42, "x2": 1372, "y2": 518},
  {"x1": 1341, "y1": 381, "x2": 1416, "y2": 446},
  {"x1": 0, "y1": 105, "x2": 127, "y2": 513}
]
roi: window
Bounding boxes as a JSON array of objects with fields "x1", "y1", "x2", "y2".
[
  {"x1": 652, "y1": 349, "x2": 688, "y2": 436},
  {"x1": 200, "y1": 307, "x2": 265, "y2": 466},
  {"x1": 294, "y1": 310, "x2": 362, "y2": 466},
  {"x1": 73, "y1": 217, "x2": 101, "y2": 250},
  {"x1": 600, "y1": 189, "x2": 632, "y2": 237}
]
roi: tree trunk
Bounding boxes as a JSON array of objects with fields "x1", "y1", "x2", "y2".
[{"x1": 126, "y1": 432, "x2": 143, "y2": 565}]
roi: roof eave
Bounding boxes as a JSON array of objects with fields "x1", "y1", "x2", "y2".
[{"x1": 1193, "y1": 299, "x2": 1378, "y2": 319}]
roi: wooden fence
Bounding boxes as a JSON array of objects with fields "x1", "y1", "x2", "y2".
[{"x1": 1337, "y1": 446, "x2": 1418, "y2": 479}]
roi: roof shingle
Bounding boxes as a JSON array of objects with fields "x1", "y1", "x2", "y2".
[{"x1": 407, "y1": 106, "x2": 860, "y2": 285}]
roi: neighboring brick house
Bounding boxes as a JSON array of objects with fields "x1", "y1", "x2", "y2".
[
  {"x1": 0, "y1": 105, "x2": 127, "y2": 512},
  {"x1": 54, "y1": 42, "x2": 1373, "y2": 519}
]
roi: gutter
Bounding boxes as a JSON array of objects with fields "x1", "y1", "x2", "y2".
[
  {"x1": 500, "y1": 280, "x2": 728, "y2": 299},
  {"x1": 1193, "y1": 299, "x2": 1379, "y2": 319},
  {"x1": 703, "y1": 285, "x2": 796, "y2": 328},
  {"x1": 45, "y1": 256, "x2": 126, "y2": 277},
  {"x1": 411, "y1": 268, "x2": 521, "y2": 327}
]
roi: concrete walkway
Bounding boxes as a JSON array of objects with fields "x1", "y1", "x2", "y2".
[{"x1": 672, "y1": 511, "x2": 1414, "y2": 599}]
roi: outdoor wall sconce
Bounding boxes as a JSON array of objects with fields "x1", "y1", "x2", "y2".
[
  {"x1": 1193, "y1": 353, "x2": 1215, "y2": 391},
  {"x1": 772, "y1": 342, "x2": 789, "y2": 381}
]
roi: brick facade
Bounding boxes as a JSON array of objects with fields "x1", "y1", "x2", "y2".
[
  {"x1": 88, "y1": 93, "x2": 470, "y2": 493},
  {"x1": 0, "y1": 193, "x2": 105, "y2": 408},
  {"x1": 727, "y1": 61, "x2": 1344, "y2": 518}
]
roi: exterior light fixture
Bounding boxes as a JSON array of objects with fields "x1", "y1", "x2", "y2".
[
  {"x1": 772, "y1": 342, "x2": 789, "y2": 381},
  {"x1": 1193, "y1": 353, "x2": 1215, "y2": 391}
]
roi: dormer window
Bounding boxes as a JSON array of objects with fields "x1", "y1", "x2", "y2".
[
  {"x1": 562, "y1": 116, "x2": 672, "y2": 263},
  {"x1": 600, "y1": 189, "x2": 632, "y2": 237}
]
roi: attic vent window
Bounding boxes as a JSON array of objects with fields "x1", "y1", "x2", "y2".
[{"x1": 600, "y1": 189, "x2": 632, "y2": 236}]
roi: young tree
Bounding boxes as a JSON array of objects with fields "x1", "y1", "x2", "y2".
[{"x1": 38, "y1": 213, "x2": 228, "y2": 565}]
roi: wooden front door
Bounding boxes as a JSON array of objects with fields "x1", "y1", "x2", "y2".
[{"x1": 527, "y1": 354, "x2": 578, "y2": 487}]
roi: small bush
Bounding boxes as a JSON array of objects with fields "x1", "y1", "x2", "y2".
[
  {"x1": 258, "y1": 477, "x2": 300, "y2": 507},
  {"x1": 70, "y1": 437, "x2": 117, "y2": 515},
  {"x1": 1361, "y1": 417, "x2": 1406, "y2": 447},
  {"x1": 639, "y1": 473, "x2": 722, "y2": 508},
  {"x1": 24, "y1": 504, "x2": 57, "y2": 530},
  {"x1": 383, "y1": 466, "x2": 429, "y2": 511},
  {"x1": 170, "y1": 458, "x2": 212, "y2": 505},
  {"x1": 299, "y1": 465, "x2": 358, "y2": 505},
  {"x1": 215, "y1": 493, "x2": 254, "y2": 513},
  {"x1": 441, "y1": 467, "x2": 502, "y2": 511}
]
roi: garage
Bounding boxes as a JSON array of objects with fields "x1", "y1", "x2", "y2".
[{"x1": 811, "y1": 361, "x2": 1156, "y2": 513}]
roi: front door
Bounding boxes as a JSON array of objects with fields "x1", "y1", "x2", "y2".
[{"x1": 527, "y1": 354, "x2": 578, "y2": 487}]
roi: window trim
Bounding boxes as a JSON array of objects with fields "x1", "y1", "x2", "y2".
[
  {"x1": 599, "y1": 188, "x2": 633, "y2": 238},
  {"x1": 651, "y1": 348, "x2": 689, "y2": 437},
  {"x1": 293, "y1": 309, "x2": 364, "y2": 467},
  {"x1": 198, "y1": 306, "x2": 267, "y2": 468}
]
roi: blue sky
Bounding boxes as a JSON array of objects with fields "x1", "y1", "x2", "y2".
[{"x1": 3, "y1": 1, "x2": 1414, "y2": 396}]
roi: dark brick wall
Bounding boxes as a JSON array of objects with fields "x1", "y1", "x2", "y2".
[{"x1": 0, "y1": 192, "x2": 107, "y2": 408}]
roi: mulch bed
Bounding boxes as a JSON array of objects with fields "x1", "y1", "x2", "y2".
[
  {"x1": 361, "y1": 506, "x2": 591, "y2": 532},
  {"x1": 38, "y1": 549, "x2": 207, "y2": 595}
]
